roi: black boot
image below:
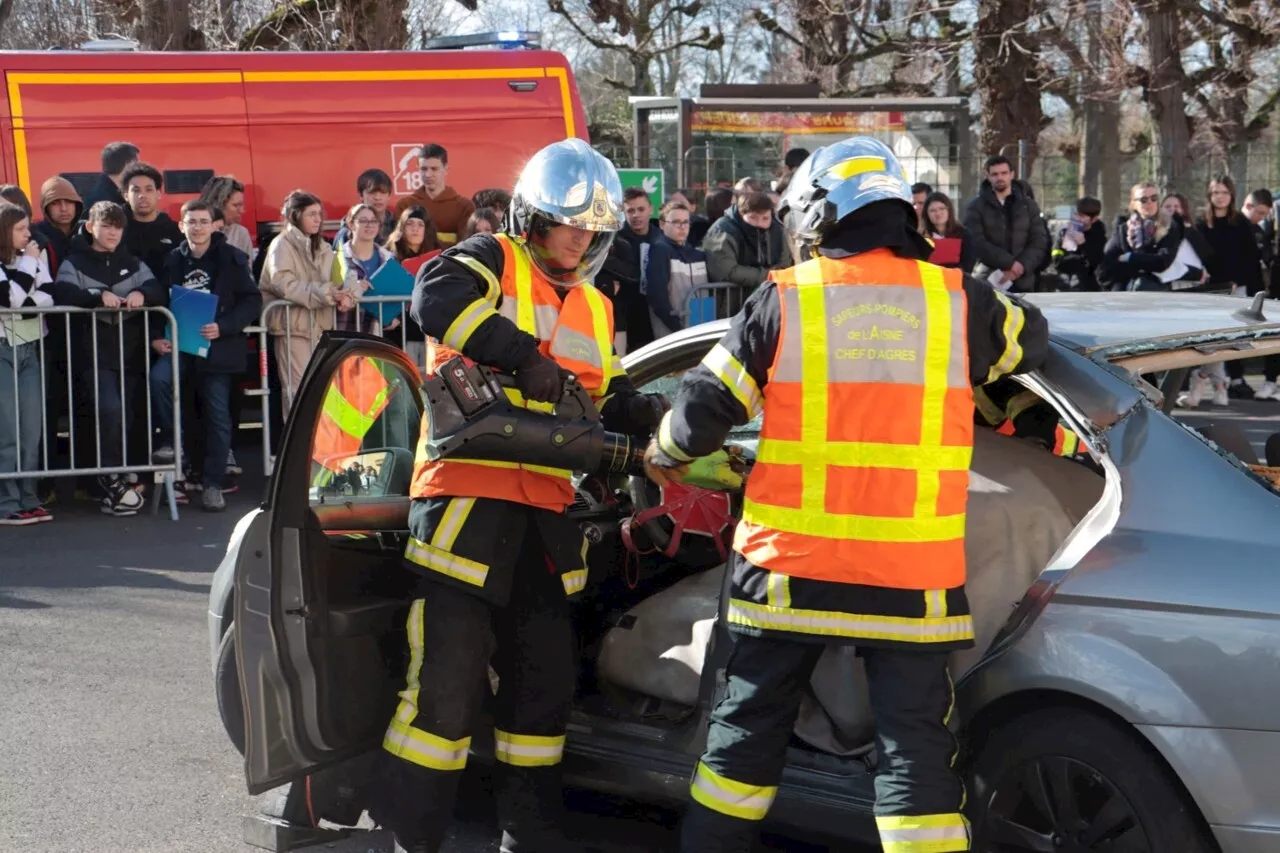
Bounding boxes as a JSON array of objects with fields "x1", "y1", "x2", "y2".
[
  {"x1": 495, "y1": 765, "x2": 565, "y2": 852},
  {"x1": 677, "y1": 801, "x2": 759, "y2": 853}
]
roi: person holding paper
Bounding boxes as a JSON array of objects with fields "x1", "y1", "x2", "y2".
[
  {"x1": 921, "y1": 191, "x2": 974, "y2": 273},
  {"x1": 150, "y1": 199, "x2": 261, "y2": 512}
]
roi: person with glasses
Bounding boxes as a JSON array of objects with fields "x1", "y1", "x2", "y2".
[
  {"x1": 335, "y1": 202, "x2": 393, "y2": 334},
  {"x1": 150, "y1": 199, "x2": 261, "y2": 511},
  {"x1": 645, "y1": 200, "x2": 709, "y2": 338},
  {"x1": 1098, "y1": 182, "x2": 1187, "y2": 293}
]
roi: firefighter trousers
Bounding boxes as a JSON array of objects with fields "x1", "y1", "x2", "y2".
[
  {"x1": 679, "y1": 633, "x2": 969, "y2": 853},
  {"x1": 369, "y1": 541, "x2": 577, "y2": 853}
]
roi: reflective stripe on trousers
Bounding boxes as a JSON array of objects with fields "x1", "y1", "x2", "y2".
[
  {"x1": 688, "y1": 761, "x2": 778, "y2": 821},
  {"x1": 875, "y1": 812, "x2": 971, "y2": 852}
]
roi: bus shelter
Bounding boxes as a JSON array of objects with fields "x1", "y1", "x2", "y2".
[{"x1": 628, "y1": 87, "x2": 972, "y2": 202}]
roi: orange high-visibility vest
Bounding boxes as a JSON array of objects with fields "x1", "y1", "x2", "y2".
[
  {"x1": 312, "y1": 356, "x2": 392, "y2": 471},
  {"x1": 410, "y1": 234, "x2": 619, "y2": 512},
  {"x1": 733, "y1": 250, "x2": 974, "y2": 589}
]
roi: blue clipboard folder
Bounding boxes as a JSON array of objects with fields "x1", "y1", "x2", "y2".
[
  {"x1": 368, "y1": 258, "x2": 416, "y2": 326},
  {"x1": 167, "y1": 286, "x2": 219, "y2": 358}
]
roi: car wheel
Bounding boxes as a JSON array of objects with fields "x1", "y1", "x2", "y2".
[
  {"x1": 215, "y1": 623, "x2": 246, "y2": 756},
  {"x1": 970, "y1": 708, "x2": 1213, "y2": 853}
]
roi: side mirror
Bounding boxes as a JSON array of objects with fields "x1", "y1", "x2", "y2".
[{"x1": 311, "y1": 448, "x2": 399, "y2": 500}]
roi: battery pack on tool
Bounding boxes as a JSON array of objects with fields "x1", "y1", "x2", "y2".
[{"x1": 422, "y1": 355, "x2": 645, "y2": 477}]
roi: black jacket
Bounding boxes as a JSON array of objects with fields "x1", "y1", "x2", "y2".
[
  {"x1": 124, "y1": 211, "x2": 183, "y2": 281},
  {"x1": 80, "y1": 174, "x2": 125, "y2": 214},
  {"x1": 53, "y1": 235, "x2": 166, "y2": 371},
  {"x1": 34, "y1": 221, "x2": 77, "y2": 280},
  {"x1": 161, "y1": 232, "x2": 262, "y2": 373},
  {"x1": 702, "y1": 207, "x2": 793, "y2": 288},
  {"x1": 1099, "y1": 213, "x2": 1189, "y2": 289},
  {"x1": 962, "y1": 179, "x2": 1049, "y2": 292},
  {"x1": 1050, "y1": 219, "x2": 1107, "y2": 291},
  {"x1": 407, "y1": 233, "x2": 650, "y2": 607},
  {"x1": 614, "y1": 223, "x2": 662, "y2": 347},
  {"x1": 1196, "y1": 214, "x2": 1262, "y2": 294}
]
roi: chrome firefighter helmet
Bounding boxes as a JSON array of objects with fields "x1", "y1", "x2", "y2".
[
  {"x1": 509, "y1": 138, "x2": 624, "y2": 287},
  {"x1": 778, "y1": 136, "x2": 914, "y2": 257}
]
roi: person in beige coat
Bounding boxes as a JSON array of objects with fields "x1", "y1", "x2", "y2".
[{"x1": 259, "y1": 190, "x2": 359, "y2": 411}]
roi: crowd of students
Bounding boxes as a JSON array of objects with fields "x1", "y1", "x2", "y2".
[
  {"x1": 0, "y1": 140, "x2": 510, "y2": 524},
  {"x1": 7, "y1": 136, "x2": 1276, "y2": 525}
]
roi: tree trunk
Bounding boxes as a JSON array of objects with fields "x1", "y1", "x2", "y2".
[
  {"x1": 1144, "y1": 0, "x2": 1191, "y2": 192},
  {"x1": 137, "y1": 0, "x2": 203, "y2": 50},
  {"x1": 1078, "y1": 0, "x2": 1102, "y2": 201},
  {"x1": 1098, "y1": 100, "x2": 1122, "y2": 219},
  {"x1": 973, "y1": 0, "x2": 1043, "y2": 175},
  {"x1": 337, "y1": 0, "x2": 408, "y2": 50}
]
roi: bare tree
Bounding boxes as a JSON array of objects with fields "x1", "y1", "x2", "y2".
[
  {"x1": 973, "y1": 0, "x2": 1045, "y2": 172},
  {"x1": 752, "y1": 0, "x2": 971, "y2": 98},
  {"x1": 545, "y1": 0, "x2": 725, "y2": 95}
]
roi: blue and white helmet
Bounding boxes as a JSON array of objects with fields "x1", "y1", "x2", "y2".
[{"x1": 778, "y1": 137, "x2": 914, "y2": 256}]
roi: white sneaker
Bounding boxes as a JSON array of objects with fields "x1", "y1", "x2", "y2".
[
  {"x1": 1258, "y1": 381, "x2": 1279, "y2": 401},
  {"x1": 1213, "y1": 384, "x2": 1230, "y2": 407},
  {"x1": 226, "y1": 450, "x2": 242, "y2": 477},
  {"x1": 1180, "y1": 375, "x2": 1208, "y2": 408}
]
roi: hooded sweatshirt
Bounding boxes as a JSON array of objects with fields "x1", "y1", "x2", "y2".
[
  {"x1": 393, "y1": 186, "x2": 476, "y2": 247},
  {"x1": 54, "y1": 234, "x2": 166, "y2": 371},
  {"x1": 702, "y1": 206, "x2": 793, "y2": 289},
  {"x1": 34, "y1": 176, "x2": 84, "y2": 277}
]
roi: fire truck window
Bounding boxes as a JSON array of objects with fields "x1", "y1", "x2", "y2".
[
  {"x1": 163, "y1": 170, "x2": 215, "y2": 195},
  {"x1": 60, "y1": 172, "x2": 101, "y2": 200},
  {"x1": 309, "y1": 354, "x2": 422, "y2": 504}
]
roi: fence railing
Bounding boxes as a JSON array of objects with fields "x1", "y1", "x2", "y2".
[{"x1": 0, "y1": 304, "x2": 184, "y2": 520}]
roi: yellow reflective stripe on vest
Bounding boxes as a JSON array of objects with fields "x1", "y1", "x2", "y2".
[
  {"x1": 741, "y1": 499, "x2": 964, "y2": 541},
  {"x1": 431, "y1": 497, "x2": 475, "y2": 551},
  {"x1": 578, "y1": 282, "x2": 613, "y2": 386},
  {"x1": 507, "y1": 236, "x2": 537, "y2": 336},
  {"x1": 493, "y1": 729, "x2": 565, "y2": 767},
  {"x1": 702, "y1": 343, "x2": 763, "y2": 418},
  {"x1": 924, "y1": 589, "x2": 948, "y2": 619},
  {"x1": 561, "y1": 568, "x2": 588, "y2": 596},
  {"x1": 405, "y1": 536, "x2": 490, "y2": 586},
  {"x1": 322, "y1": 377, "x2": 387, "y2": 440},
  {"x1": 455, "y1": 255, "x2": 501, "y2": 306},
  {"x1": 795, "y1": 261, "x2": 829, "y2": 518},
  {"x1": 986, "y1": 290, "x2": 1026, "y2": 383},
  {"x1": 689, "y1": 761, "x2": 777, "y2": 821},
  {"x1": 755, "y1": 439, "x2": 970, "y2": 471},
  {"x1": 383, "y1": 718, "x2": 471, "y2": 771},
  {"x1": 916, "y1": 262, "x2": 954, "y2": 520},
  {"x1": 442, "y1": 297, "x2": 500, "y2": 351},
  {"x1": 875, "y1": 813, "x2": 971, "y2": 853},
  {"x1": 728, "y1": 598, "x2": 974, "y2": 644}
]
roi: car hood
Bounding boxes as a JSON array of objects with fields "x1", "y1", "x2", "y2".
[{"x1": 1022, "y1": 291, "x2": 1280, "y2": 372}]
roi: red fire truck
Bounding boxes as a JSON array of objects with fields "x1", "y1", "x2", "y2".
[{"x1": 0, "y1": 42, "x2": 587, "y2": 241}]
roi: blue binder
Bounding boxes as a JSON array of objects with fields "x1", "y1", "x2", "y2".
[{"x1": 167, "y1": 286, "x2": 219, "y2": 358}]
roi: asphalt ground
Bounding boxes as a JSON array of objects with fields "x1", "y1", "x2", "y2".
[
  {"x1": 2, "y1": 389, "x2": 1277, "y2": 853},
  {"x1": 0, "y1": 449, "x2": 839, "y2": 853}
]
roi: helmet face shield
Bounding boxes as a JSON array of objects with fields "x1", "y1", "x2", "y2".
[{"x1": 527, "y1": 216, "x2": 615, "y2": 287}]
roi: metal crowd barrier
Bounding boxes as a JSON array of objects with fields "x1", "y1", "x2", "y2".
[
  {"x1": 686, "y1": 281, "x2": 750, "y2": 326},
  {"x1": 250, "y1": 296, "x2": 421, "y2": 477},
  {"x1": 0, "y1": 305, "x2": 184, "y2": 521}
]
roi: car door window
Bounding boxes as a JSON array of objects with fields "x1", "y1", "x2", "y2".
[
  {"x1": 308, "y1": 352, "x2": 422, "y2": 503},
  {"x1": 640, "y1": 368, "x2": 761, "y2": 441}
]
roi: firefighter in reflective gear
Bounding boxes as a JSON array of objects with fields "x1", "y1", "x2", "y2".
[
  {"x1": 975, "y1": 376, "x2": 1092, "y2": 463},
  {"x1": 369, "y1": 138, "x2": 668, "y2": 853},
  {"x1": 643, "y1": 137, "x2": 1050, "y2": 853},
  {"x1": 309, "y1": 356, "x2": 392, "y2": 487}
]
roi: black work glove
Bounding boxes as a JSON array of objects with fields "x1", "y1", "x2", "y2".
[
  {"x1": 514, "y1": 350, "x2": 564, "y2": 403},
  {"x1": 625, "y1": 393, "x2": 669, "y2": 430}
]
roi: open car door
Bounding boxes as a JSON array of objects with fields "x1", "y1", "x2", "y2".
[{"x1": 235, "y1": 332, "x2": 424, "y2": 794}]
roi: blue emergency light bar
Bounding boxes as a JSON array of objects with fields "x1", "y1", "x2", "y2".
[{"x1": 424, "y1": 31, "x2": 541, "y2": 50}]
